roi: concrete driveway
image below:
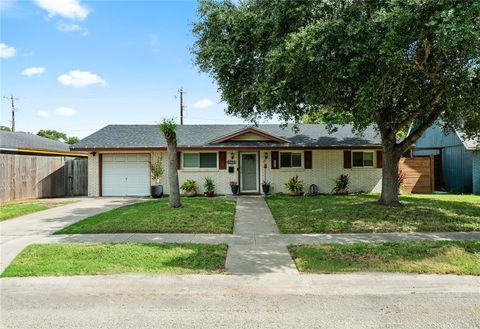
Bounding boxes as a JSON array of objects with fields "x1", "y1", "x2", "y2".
[
  {"x1": 0, "y1": 197, "x2": 144, "y2": 272},
  {"x1": 1, "y1": 273, "x2": 479, "y2": 329}
]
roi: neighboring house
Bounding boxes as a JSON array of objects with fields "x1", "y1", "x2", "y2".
[
  {"x1": 71, "y1": 124, "x2": 384, "y2": 197},
  {"x1": 0, "y1": 131, "x2": 88, "y2": 202},
  {"x1": 0, "y1": 131, "x2": 86, "y2": 157},
  {"x1": 412, "y1": 123, "x2": 480, "y2": 194}
]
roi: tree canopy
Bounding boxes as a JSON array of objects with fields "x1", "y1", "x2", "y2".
[
  {"x1": 37, "y1": 129, "x2": 79, "y2": 145},
  {"x1": 193, "y1": 0, "x2": 480, "y2": 205}
]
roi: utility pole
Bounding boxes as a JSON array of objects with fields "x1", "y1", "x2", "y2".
[
  {"x1": 3, "y1": 94, "x2": 19, "y2": 132},
  {"x1": 178, "y1": 88, "x2": 184, "y2": 125}
]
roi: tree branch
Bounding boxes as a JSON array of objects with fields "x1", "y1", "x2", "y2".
[{"x1": 397, "y1": 88, "x2": 445, "y2": 152}]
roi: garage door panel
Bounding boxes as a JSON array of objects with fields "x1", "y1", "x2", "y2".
[{"x1": 102, "y1": 153, "x2": 150, "y2": 196}]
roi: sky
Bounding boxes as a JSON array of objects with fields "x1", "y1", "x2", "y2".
[{"x1": 0, "y1": 0, "x2": 279, "y2": 139}]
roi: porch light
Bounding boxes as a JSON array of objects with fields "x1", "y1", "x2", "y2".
[
  {"x1": 230, "y1": 152, "x2": 235, "y2": 160},
  {"x1": 264, "y1": 152, "x2": 268, "y2": 160}
]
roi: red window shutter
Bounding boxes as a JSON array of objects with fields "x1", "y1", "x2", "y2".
[
  {"x1": 304, "y1": 151, "x2": 312, "y2": 169},
  {"x1": 177, "y1": 152, "x2": 181, "y2": 170},
  {"x1": 343, "y1": 150, "x2": 352, "y2": 169},
  {"x1": 219, "y1": 151, "x2": 227, "y2": 169},
  {"x1": 376, "y1": 150, "x2": 383, "y2": 168},
  {"x1": 271, "y1": 151, "x2": 279, "y2": 169}
]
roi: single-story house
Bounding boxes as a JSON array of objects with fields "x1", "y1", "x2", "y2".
[
  {"x1": 71, "y1": 124, "x2": 384, "y2": 197},
  {"x1": 0, "y1": 131, "x2": 87, "y2": 157},
  {"x1": 412, "y1": 123, "x2": 480, "y2": 194}
]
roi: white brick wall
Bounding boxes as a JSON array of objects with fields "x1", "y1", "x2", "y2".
[{"x1": 87, "y1": 149, "x2": 382, "y2": 196}]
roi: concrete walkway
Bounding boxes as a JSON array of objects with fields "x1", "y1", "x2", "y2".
[
  {"x1": 0, "y1": 197, "x2": 144, "y2": 272},
  {"x1": 226, "y1": 197, "x2": 298, "y2": 275}
]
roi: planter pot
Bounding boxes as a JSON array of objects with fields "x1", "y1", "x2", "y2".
[
  {"x1": 151, "y1": 185, "x2": 163, "y2": 198},
  {"x1": 230, "y1": 185, "x2": 239, "y2": 195},
  {"x1": 262, "y1": 185, "x2": 270, "y2": 194},
  {"x1": 205, "y1": 191, "x2": 215, "y2": 197},
  {"x1": 288, "y1": 190, "x2": 303, "y2": 196},
  {"x1": 184, "y1": 189, "x2": 197, "y2": 197}
]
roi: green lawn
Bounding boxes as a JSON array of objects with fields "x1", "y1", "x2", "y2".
[
  {"x1": 1, "y1": 243, "x2": 228, "y2": 277},
  {"x1": 266, "y1": 194, "x2": 480, "y2": 233},
  {"x1": 289, "y1": 240, "x2": 480, "y2": 275},
  {"x1": 0, "y1": 200, "x2": 76, "y2": 222},
  {"x1": 56, "y1": 197, "x2": 236, "y2": 234}
]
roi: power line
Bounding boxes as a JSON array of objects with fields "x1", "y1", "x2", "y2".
[{"x1": 3, "y1": 94, "x2": 19, "y2": 132}]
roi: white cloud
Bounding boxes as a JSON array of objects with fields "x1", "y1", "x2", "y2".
[
  {"x1": 56, "y1": 22, "x2": 88, "y2": 36},
  {"x1": 21, "y1": 67, "x2": 46, "y2": 77},
  {"x1": 37, "y1": 110, "x2": 50, "y2": 117},
  {"x1": 34, "y1": 0, "x2": 89, "y2": 20},
  {"x1": 57, "y1": 70, "x2": 107, "y2": 88},
  {"x1": 0, "y1": 43, "x2": 16, "y2": 58},
  {"x1": 192, "y1": 98, "x2": 214, "y2": 109},
  {"x1": 55, "y1": 107, "x2": 76, "y2": 117}
]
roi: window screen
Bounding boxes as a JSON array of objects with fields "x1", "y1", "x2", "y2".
[
  {"x1": 280, "y1": 152, "x2": 302, "y2": 168},
  {"x1": 183, "y1": 153, "x2": 217, "y2": 168}
]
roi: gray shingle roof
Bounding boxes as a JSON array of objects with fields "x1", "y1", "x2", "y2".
[
  {"x1": 0, "y1": 131, "x2": 71, "y2": 152},
  {"x1": 73, "y1": 124, "x2": 381, "y2": 149}
]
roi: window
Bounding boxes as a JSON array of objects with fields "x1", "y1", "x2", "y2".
[
  {"x1": 280, "y1": 152, "x2": 302, "y2": 168},
  {"x1": 183, "y1": 153, "x2": 217, "y2": 168},
  {"x1": 352, "y1": 151, "x2": 374, "y2": 167}
]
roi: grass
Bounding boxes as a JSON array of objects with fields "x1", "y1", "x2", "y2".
[
  {"x1": 0, "y1": 200, "x2": 77, "y2": 221},
  {"x1": 289, "y1": 240, "x2": 480, "y2": 275},
  {"x1": 56, "y1": 197, "x2": 236, "y2": 234},
  {"x1": 265, "y1": 194, "x2": 480, "y2": 233},
  {"x1": 0, "y1": 243, "x2": 228, "y2": 277}
]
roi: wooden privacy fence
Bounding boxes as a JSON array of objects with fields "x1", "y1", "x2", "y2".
[
  {"x1": 399, "y1": 156, "x2": 435, "y2": 194},
  {"x1": 0, "y1": 154, "x2": 87, "y2": 203}
]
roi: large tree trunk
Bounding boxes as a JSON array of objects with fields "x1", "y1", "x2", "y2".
[
  {"x1": 378, "y1": 144, "x2": 402, "y2": 207},
  {"x1": 166, "y1": 136, "x2": 182, "y2": 208}
]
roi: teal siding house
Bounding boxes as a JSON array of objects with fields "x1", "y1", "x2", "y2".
[{"x1": 413, "y1": 124, "x2": 480, "y2": 194}]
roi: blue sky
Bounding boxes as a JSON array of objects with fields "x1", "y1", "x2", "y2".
[{"x1": 0, "y1": 0, "x2": 278, "y2": 138}]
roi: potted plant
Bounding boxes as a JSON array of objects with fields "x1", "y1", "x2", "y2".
[
  {"x1": 150, "y1": 156, "x2": 164, "y2": 198},
  {"x1": 230, "y1": 181, "x2": 239, "y2": 195},
  {"x1": 204, "y1": 177, "x2": 215, "y2": 197},
  {"x1": 285, "y1": 175, "x2": 304, "y2": 196},
  {"x1": 261, "y1": 180, "x2": 271, "y2": 194},
  {"x1": 181, "y1": 179, "x2": 197, "y2": 197},
  {"x1": 331, "y1": 174, "x2": 349, "y2": 194}
]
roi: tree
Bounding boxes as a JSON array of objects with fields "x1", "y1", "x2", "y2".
[
  {"x1": 193, "y1": 0, "x2": 480, "y2": 206},
  {"x1": 158, "y1": 119, "x2": 182, "y2": 208},
  {"x1": 0, "y1": 126, "x2": 11, "y2": 131},
  {"x1": 37, "y1": 129, "x2": 80, "y2": 144},
  {"x1": 37, "y1": 129, "x2": 67, "y2": 141}
]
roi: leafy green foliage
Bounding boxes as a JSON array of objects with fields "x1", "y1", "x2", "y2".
[
  {"x1": 290, "y1": 241, "x2": 480, "y2": 275},
  {"x1": 194, "y1": 0, "x2": 480, "y2": 139},
  {"x1": 181, "y1": 179, "x2": 197, "y2": 192},
  {"x1": 265, "y1": 194, "x2": 480, "y2": 233},
  {"x1": 203, "y1": 177, "x2": 215, "y2": 192},
  {"x1": 56, "y1": 198, "x2": 236, "y2": 234},
  {"x1": 1, "y1": 243, "x2": 228, "y2": 277},
  {"x1": 0, "y1": 125, "x2": 11, "y2": 131},
  {"x1": 284, "y1": 175, "x2": 304, "y2": 192},
  {"x1": 158, "y1": 118, "x2": 177, "y2": 141},
  {"x1": 150, "y1": 156, "x2": 164, "y2": 183},
  {"x1": 331, "y1": 174, "x2": 349, "y2": 194},
  {"x1": 37, "y1": 129, "x2": 79, "y2": 144}
]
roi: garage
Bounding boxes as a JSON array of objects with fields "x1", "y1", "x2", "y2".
[{"x1": 102, "y1": 154, "x2": 150, "y2": 196}]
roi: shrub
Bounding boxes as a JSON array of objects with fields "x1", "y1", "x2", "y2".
[
  {"x1": 204, "y1": 177, "x2": 215, "y2": 193},
  {"x1": 331, "y1": 174, "x2": 349, "y2": 194},
  {"x1": 285, "y1": 176, "x2": 304, "y2": 192},
  {"x1": 150, "y1": 156, "x2": 164, "y2": 184},
  {"x1": 229, "y1": 181, "x2": 238, "y2": 187},
  {"x1": 181, "y1": 179, "x2": 197, "y2": 192}
]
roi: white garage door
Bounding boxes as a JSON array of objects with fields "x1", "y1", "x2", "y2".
[{"x1": 102, "y1": 154, "x2": 150, "y2": 196}]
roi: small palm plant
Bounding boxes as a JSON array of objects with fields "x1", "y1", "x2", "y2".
[
  {"x1": 285, "y1": 176, "x2": 304, "y2": 196},
  {"x1": 204, "y1": 177, "x2": 215, "y2": 197},
  {"x1": 181, "y1": 179, "x2": 197, "y2": 197}
]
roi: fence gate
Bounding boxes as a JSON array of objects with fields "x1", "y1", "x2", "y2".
[{"x1": 399, "y1": 156, "x2": 435, "y2": 194}]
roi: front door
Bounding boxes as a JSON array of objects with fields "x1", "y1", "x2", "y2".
[{"x1": 240, "y1": 152, "x2": 259, "y2": 193}]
